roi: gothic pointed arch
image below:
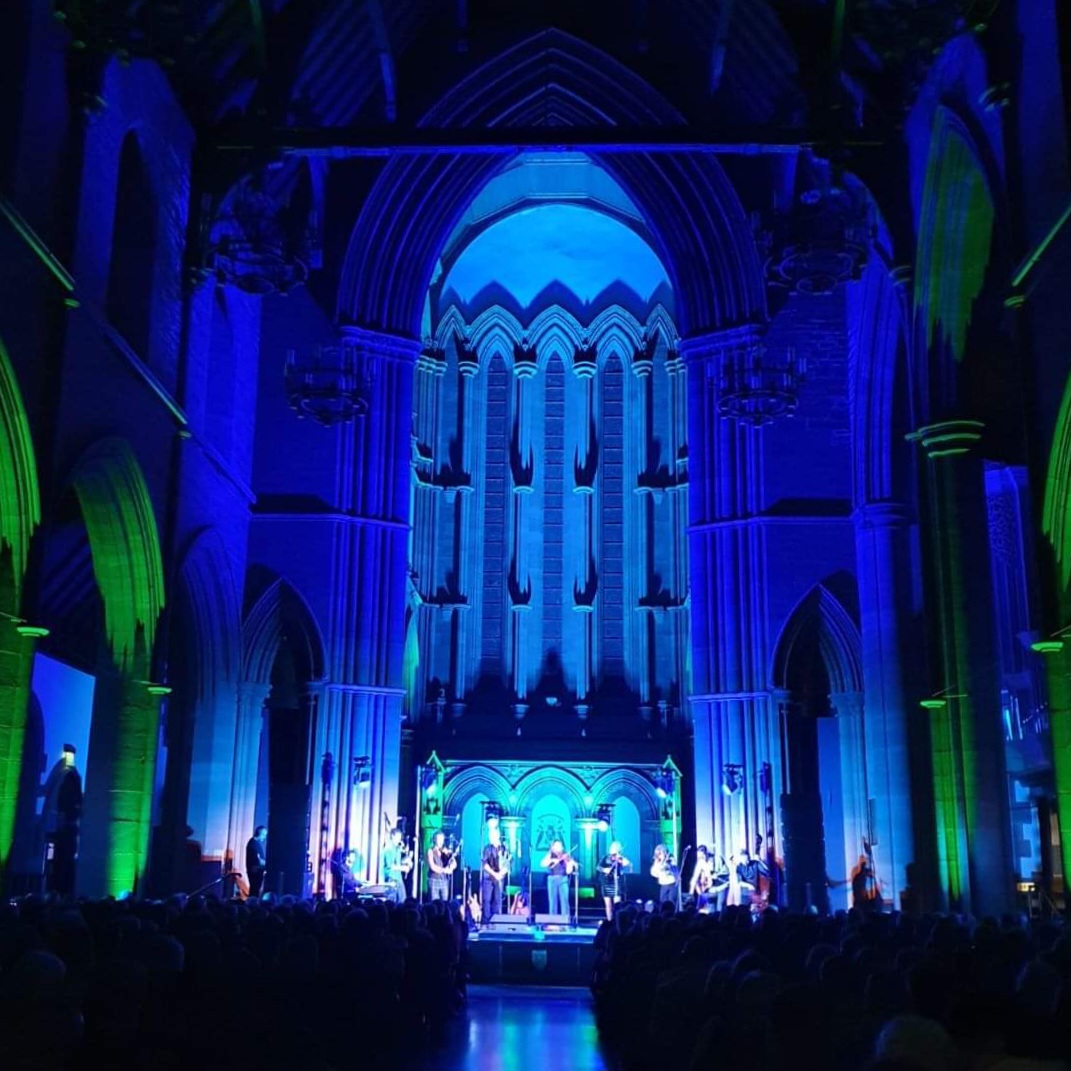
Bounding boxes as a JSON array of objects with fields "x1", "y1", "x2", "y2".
[
  {"x1": 772, "y1": 582, "x2": 864, "y2": 697},
  {"x1": 242, "y1": 574, "x2": 327, "y2": 687},
  {"x1": 67, "y1": 438, "x2": 166, "y2": 674},
  {"x1": 0, "y1": 335, "x2": 40, "y2": 612},
  {"x1": 338, "y1": 30, "x2": 765, "y2": 339},
  {"x1": 175, "y1": 527, "x2": 242, "y2": 701}
]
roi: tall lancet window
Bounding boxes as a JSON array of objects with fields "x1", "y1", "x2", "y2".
[{"x1": 409, "y1": 154, "x2": 687, "y2": 737}]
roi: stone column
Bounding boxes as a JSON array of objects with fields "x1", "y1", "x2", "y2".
[
  {"x1": 225, "y1": 681, "x2": 270, "y2": 878},
  {"x1": 911, "y1": 419, "x2": 1012, "y2": 914},
  {"x1": 0, "y1": 618, "x2": 46, "y2": 887},
  {"x1": 324, "y1": 327, "x2": 418, "y2": 882},
  {"x1": 853, "y1": 501, "x2": 923, "y2": 909},
  {"x1": 683, "y1": 327, "x2": 772, "y2": 855},
  {"x1": 831, "y1": 690, "x2": 869, "y2": 893},
  {"x1": 81, "y1": 664, "x2": 168, "y2": 897}
]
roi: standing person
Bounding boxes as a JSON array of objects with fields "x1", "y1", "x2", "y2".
[
  {"x1": 690, "y1": 845, "x2": 714, "y2": 910},
  {"x1": 480, "y1": 824, "x2": 509, "y2": 922},
  {"x1": 541, "y1": 839, "x2": 576, "y2": 918},
  {"x1": 245, "y1": 825, "x2": 267, "y2": 898},
  {"x1": 597, "y1": 841, "x2": 631, "y2": 921},
  {"x1": 381, "y1": 827, "x2": 411, "y2": 903},
  {"x1": 426, "y1": 830, "x2": 456, "y2": 901},
  {"x1": 650, "y1": 843, "x2": 679, "y2": 906}
]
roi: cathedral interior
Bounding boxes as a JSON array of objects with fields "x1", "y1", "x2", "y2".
[{"x1": 0, "y1": 0, "x2": 1069, "y2": 919}]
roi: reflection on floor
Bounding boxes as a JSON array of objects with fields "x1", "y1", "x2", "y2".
[{"x1": 408, "y1": 985, "x2": 614, "y2": 1071}]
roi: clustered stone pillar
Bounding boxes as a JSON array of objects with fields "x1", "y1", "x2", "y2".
[
  {"x1": 683, "y1": 327, "x2": 778, "y2": 861},
  {"x1": 81, "y1": 655, "x2": 169, "y2": 897},
  {"x1": 0, "y1": 615, "x2": 46, "y2": 887},
  {"x1": 312, "y1": 327, "x2": 418, "y2": 887},
  {"x1": 852, "y1": 500, "x2": 922, "y2": 909},
  {"x1": 912, "y1": 419, "x2": 1012, "y2": 914}
]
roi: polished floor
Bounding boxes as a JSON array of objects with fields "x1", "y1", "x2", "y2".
[{"x1": 409, "y1": 985, "x2": 615, "y2": 1071}]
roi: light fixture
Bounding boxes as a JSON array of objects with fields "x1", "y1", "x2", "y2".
[
  {"x1": 206, "y1": 178, "x2": 308, "y2": 296},
  {"x1": 653, "y1": 770, "x2": 675, "y2": 799},
  {"x1": 353, "y1": 756, "x2": 372, "y2": 789},
  {"x1": 718, "y1": 341, "x2": 806, "y2": 426},
  {"x1": 722, "y1": 764, "x2": 744, "y2": 796},
  {"x1": 1031, "y1": 624, "x2": 1070, "y2": 655},
  {"x1": 285, "y1": 338, "x2": 375, "y2": 426},
  {"x1": 484, "y1": 801, "x2": 503, "y2": 824},
  {"x1": 919, "y1": 686, "x2": 966, "y2": 711},
  {"x1": 595, "y1": 804, "x2": 613, "y2": 833}
]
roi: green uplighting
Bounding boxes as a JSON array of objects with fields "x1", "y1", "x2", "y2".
[
  {"x1": 0, "y1": 338, "x2": 42, "y2": 606},
  {"x1": 918, "y1": 120, "x2": 995, "y2": 365},
  {"x1": 1042, "y1": 374, "x2": 1071, "y2": 589},
  {"x1": 71, "y1": 438, "x2": 166, "y2": 670},
  {"x1": 920, "y1": 698, "x2": 947, "y2": 710},
  {"x1": 1031, "y1": 640, "x2": 1065, "y2": 655}
]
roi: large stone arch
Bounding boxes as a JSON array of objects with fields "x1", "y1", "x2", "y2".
[
  {"x1": 67, "y1": 438, "x2": 166, "y2": 675},
  {"x1": 167, "y1": 528, "x2": 243, "y2": 880},
  {"x1": 65, "y1": 437, "x2": 166, "y2": 896},
  {"x1": 241, "y1": 575, "x2": 327, "y2": 687},
  {"x1": 772, "y1": 581, "x2": 866, "y2": 911},
  {"x1": 338, "y1": 30, "x2": 766, "y2": 340},
  {"x1": 0, "y1": 335, "x2": 41, "y2": 882},
  {"x1": 772, "y1": 582, "x2": 864, "y2": 698}
]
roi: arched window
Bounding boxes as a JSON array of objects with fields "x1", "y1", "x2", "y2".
[{"x1": 107, "y1": 132, "x2": 157, "y2": 361}]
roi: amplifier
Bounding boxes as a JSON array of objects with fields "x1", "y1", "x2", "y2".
[{"x1": 486, "y1": 915, "x2": 530, "y2": 933}]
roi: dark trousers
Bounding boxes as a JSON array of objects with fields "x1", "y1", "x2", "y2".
[
  {"x1": 429, "y1": 875, "x2": 451, "y2": 901},
  {"x1": 480, "y1": 876, "x2": 502, "y2": 922},
  {"x1": 248, "y1": 868, "x2": 265, "y2": 898},
  {"x1": 659, "y1": 881, "x2": 678, "y2": 904}
]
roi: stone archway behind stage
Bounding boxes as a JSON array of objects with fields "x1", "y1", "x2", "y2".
[{"x1": 438, "y1": 758, "x2": 671, "y2": 911}]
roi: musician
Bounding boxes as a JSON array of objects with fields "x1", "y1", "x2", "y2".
[
  {"x1": 381, "y1": 827, "x2": 411, "y2": 903},
  {"x1": 426, "y1": 830, "x2": 457, "y2": 902},
  {"x1": 480, "y1": 825, "x2": 509, "y2": 922},
  {"x1": 597, "y1": 841, "x2": 631, "y2": 921},
  {"x1": 245, "y1": 825, "x2": 267, "y2": 899},
  {"x1": 650, "y1": 843, "x2": 679, "y2": 905},
  {"x1": 689, "y1": 845, "x2": 713, "y2": 909},
  {"x1": 541, "y1": 838, "x2": 576, "y2": 917},
  {"x1": 735, "y1": 847, "x2": 768, "y2": 900},
  {"x1": 330, "y1": 847, "x2": 361, "y2": 900}
]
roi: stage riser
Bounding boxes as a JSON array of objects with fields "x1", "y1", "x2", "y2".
[{"x1": 467, "y1": 940, "x2": 596, "y2": 985}]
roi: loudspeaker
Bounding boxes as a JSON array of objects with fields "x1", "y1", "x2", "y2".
[
  {"x1": 535, "y1": 913, "x2": 570, "y2": 926},
  {"x1": 487, "y1": 915, "x2": 530, "y2": 933}
]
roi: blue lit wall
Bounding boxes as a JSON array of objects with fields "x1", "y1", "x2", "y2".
[{"x1": 409, "y1": 168, "x2": 689, "y2": 730}]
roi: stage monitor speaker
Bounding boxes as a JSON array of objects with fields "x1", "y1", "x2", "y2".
[
  {"x1": 488, "y1": 915, "x2": 530, "y2": 932},
  {"x1": 535, "y1": 914, "x2": 570, "y2": 926}
]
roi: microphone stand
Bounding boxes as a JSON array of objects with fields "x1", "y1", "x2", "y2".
[
  {"x1": 676, "y1": 847, "x2": 692, "y2": 912},
  {"x1": 573, "y1": 862, "x2": 579, "y2": 928},
  {"x1": 527, "y1": 842, "x2": 534, "y2": 924}
]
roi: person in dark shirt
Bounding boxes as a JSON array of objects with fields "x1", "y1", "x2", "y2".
[
  {"x1": 480, "y1": 825, "x2": 509, "y2": 922},
  {"x1": 597, "y1": 841, "x2": 631, "y2": 921},
  {"x1": 541, "y1": 838, "x2": 576, "y2": 918},
  {"x1": 245, "y1": 825, "x2": 267, "y2": 898}
]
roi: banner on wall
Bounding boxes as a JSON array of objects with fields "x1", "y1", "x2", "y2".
[{"x1": 30, "y1": 653, "x2": 96, "y2": 803}]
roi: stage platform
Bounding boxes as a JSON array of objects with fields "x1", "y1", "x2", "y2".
[{"x1": 467, "y1": 924, "x2": 599, "y2": 985}]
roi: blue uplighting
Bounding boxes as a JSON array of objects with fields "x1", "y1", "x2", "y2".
[{"x1": 440, "y1": 204, "x2": 670, "y2": 314}]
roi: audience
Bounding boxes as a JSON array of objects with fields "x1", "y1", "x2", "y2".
[
  {"x1": 592, "y1": 903, "x2": 1070, "y2": 1071},
  {"x1": 0, "y1": 893, "x2": 468, "y2": 1071}
]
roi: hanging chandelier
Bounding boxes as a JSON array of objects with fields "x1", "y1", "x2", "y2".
[
  {"x1": 763, "y1": 185, "x2": 870, "y2": 296},
  {"x1": 285, "y1": 340, "x2": 375, "y2": 426},
  {"x1": 717, "y1": 342, "x2": 806, "y2": 426},
  {"x1": 206, "y1": 181, "x2": 308, "y2": 296}
]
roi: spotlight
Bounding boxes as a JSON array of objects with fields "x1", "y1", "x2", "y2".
[
  {"x1": 484, "y1": 801, "x2": 503, "y2": 823},
  {"x1": 722, "y1": 764, "x2": 743, "y2": 796},
  {"x1": 596, "y1": 804, "x2": 613, "y2": 833},
  {"x1": 420, "y1": 766, "x2": 438, "y2": 797},
  {"x1": 653, "y1": 770, "x2": 675, "y2": 799},
  {"x1": 353, "y1": 756, "x2": 371, "y2": 789}
]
